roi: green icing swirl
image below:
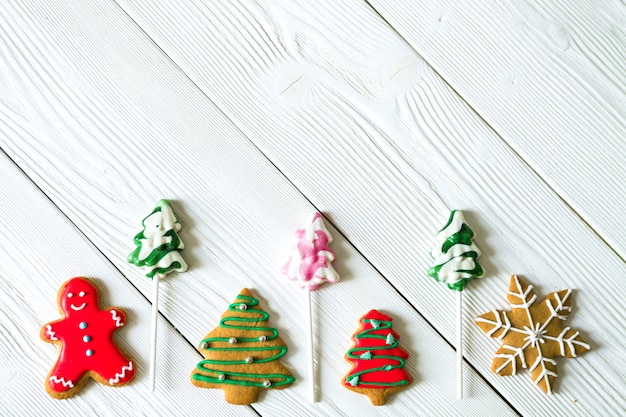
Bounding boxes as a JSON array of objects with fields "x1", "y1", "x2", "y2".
[
  {"x1": 345, "y1": 318, "x2": 410, "y2": 388},
  {"x1": 428, "y1": 210, "x2": 483, "y2": 291},
  {"x1": 192, "y1": 294, "x2": 295, "y2": 388}
]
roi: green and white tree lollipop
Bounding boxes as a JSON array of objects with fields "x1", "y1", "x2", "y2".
[
  {"x1": 428, "y1": 210, "x2": 483, "y2": 399},
  {"x1": 128, "y1": 199, "x2": 188, "y2": 391}
]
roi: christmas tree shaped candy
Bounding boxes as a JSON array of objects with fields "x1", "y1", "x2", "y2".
[
  {"x1": 427, "y1": 210, "x2": 483, "y2": 398},
  {"x1": 191, "y1": 288, "x2": 295, "y2": 405},
  {"x1": 342, "y1": 310, "x2": 411, "y2": 406},
  {"x1": 282, "y1": 212, "x2": 339, "y2": 401},
  {"x1": 428, "y1": 210, "x2": 483, "y2": 291},
  {"x1": 128, "y1": 199, "x2": 188, "y2": 391},
  {"x1": 282, "y1": 212, "x2": 339, "y2": 291},
  {"x1": 128, "y1": 199, "x2": 187, "y2": 279}
]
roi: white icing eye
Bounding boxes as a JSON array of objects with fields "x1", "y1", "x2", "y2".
[
  {"x1": 67, "y1": 293, "x2": 73, "y2": 298},
  {"x1": 79, "y1": 291, "x2": 86, "y2": 297}
]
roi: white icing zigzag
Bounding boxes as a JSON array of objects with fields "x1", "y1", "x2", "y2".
[
  {"x1": 494, "y1": 344, "x2": 526, "y2": 374},
  {"x1": 111, "y1": 310, "x2": 123, "y2": 327},
  {"x1": 529, "y1": 353, "x2": 558, "y2": 394},
  {"x1": 46, "y1": 325, "x2": 58, "y2": 341},
  {"x1": 544, "y1": 327, "x2": 590, "y2": 357},
  {"x1": 109, "y1": 361, "x2": 133, "y2": 385},
  {"x1": 544, "y1": 289, "x2": 572, "y2": 321},
  {"x1": 508, "y1": 277, "x2": 537, "y2": 311},
  {"x1": 49, "y1": 375, "x2": 74, "y2": 388},
  {"x1": 474, "y1": 310, "x2": 521, "y2": 339}
]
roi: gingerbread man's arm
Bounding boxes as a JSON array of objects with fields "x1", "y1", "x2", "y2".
[
  {"x1": 108, "y1": 308, "x2": 126, "y2": 328},
  {"x1": 41, "y1": 319, "x2": 67, "y2": 342}
]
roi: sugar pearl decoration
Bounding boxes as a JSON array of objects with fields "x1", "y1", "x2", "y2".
[
  {"x1": 218, "y1": 374, "x2": 226, "y2": 381},
  {"x1": 263, "y1": 380, "x2": 272, "y2": 388},
  {"x1": 259, "y1": 335, "x2": 267, "y2": 342},
  {"x1": 229, "y1": 337, "x2": 237, "y2": 344},
  {"x1": 245, "y1": 356, "x2": 253, "y2": 364},
  {"x1": 200, "y1": 342, "x2": 208, "y2": 349},
  {"x1": 239, "y1": 303, "x2": 247, "y2": 310}
]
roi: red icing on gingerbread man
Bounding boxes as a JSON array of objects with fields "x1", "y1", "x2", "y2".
[{"x1": 41, "y1": 277, "x2": 135, "y2": 398}]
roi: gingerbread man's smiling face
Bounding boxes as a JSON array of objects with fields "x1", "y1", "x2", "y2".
[{"x1": 59, "y1": 278, "x2": 99, "y2": 315}]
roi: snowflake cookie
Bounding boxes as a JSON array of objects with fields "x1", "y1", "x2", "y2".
[{"x1": 475, "y1": 275, "x2": 590, "y2": 394}]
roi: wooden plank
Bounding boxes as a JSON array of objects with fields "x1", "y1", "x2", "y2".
[
  {"x1": 365, "y1": 0, "x2": 626, "y2": 259},
  {"x1": 108, "y1": 0, "x2": 626, "y2": 415},
  {"x1": 0, "y1": 152, "x2": 258, "y2": 416},
  {"x1": 0, "y1": 0, "x2": 516, "y2": 415}
]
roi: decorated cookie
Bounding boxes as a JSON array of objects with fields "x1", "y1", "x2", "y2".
[
  {"x1": 342, "y1": 310, "x2": 411, "y2": 405},
  {"x1": 128, "y1": 199, "x2": 188, "y2": 391},
  {"x1": 281, "y1": 212, "x2": 339, "y2": 291},
  {"x1": 428, "y1": 210, "x2": 484, "y2": 291},
  {"x1": 475, "y1": 275, "x2": 590, "y2": 394},
  {"x1": 40, "y1": 277, "x2": 135, "y2": 399},
  {"x1": 127, "y1": 199, "x2": 188, "y2": 279},
  {"x1": 190, "y1": 288, "x2": 295, "y2": 404}
]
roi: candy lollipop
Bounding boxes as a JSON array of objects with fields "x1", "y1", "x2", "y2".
[
  {"x1": 427, "y1": 210, "x2": 483, "y2": 399},
  {"x1": 128, "y1": 199, "x2": 188, "y2": 391},
  {"x1": 282, "y1": 212, "x2": 339, "y2": 401}
]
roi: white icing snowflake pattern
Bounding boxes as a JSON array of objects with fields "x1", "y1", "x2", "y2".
[{"x1": 475, "y1": 275, "x2": 590, "y2": 394}]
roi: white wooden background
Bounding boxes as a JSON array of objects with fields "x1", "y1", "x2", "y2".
[{"x1": 0, "y1": 0, "x2": 624, "y2": 415}]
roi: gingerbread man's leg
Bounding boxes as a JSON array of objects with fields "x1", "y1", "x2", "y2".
[
  {"x1": 93, "y1": 350, "x2": 135, "y2": 386},
  {"x1": 47, "y1": 359, "x2": 87, "y2": 394}
]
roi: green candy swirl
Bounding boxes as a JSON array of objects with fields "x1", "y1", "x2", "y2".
[{"x1": 428, "y1": 210, "x2": 483, "y2": 291}]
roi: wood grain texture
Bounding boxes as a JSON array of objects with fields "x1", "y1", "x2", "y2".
[
  {"x1": 366, "y1": 0, "x2": 626, "y2": 259},
  {"x1": 0, "y1": 0, "x2": 517, "y2": 416},
  {"x1": 110, "y1": 0, "x2": 626, "y2": 415},
  {"x1": 0, "y1": 152, "x2": 258, "y2": 417}
]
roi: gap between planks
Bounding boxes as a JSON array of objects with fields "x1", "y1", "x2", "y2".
[
  {"x1": 96, "y1": 0, "x2": 525, "y2": 412},
  {"x1": 360, "y1": 0, "x2": 625, "y2": 266},
  {"x1": 0, "y1": 146, "x2": 265, "y2": 415}
]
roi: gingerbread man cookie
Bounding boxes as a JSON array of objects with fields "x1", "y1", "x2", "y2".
[{"x1": 41, "y1": 277, "x2": 136, "y2": 399}]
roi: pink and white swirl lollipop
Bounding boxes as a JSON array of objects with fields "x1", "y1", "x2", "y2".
[
  {"x1": 282, "y1": 212, "x2": 339, "y2": 291},
  {"x1": 282, "y1": 212, "x2": 339, "y2": 401}
]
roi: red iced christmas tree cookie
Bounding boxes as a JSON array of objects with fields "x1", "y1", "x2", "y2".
[
  {"x1": 40, "y1": 277, "x2": 135, "y2": 399},
  {"x1": 342, "y1": 310, "x2": 411, "y2": 405}
]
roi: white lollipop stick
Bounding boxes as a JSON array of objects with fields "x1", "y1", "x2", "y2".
[
  {"x1": 427, "y1": 210, "x2": 484, "y2": 400},
  {"x1": 282, "y1": 212, "x2": 339, "y2": 404},
  {"x1": 148, "y1": 274, "x2": 160, "y2": 392},
  {"x1": 306, "y1": 290, "x2": 315, "y2": 402},
  {"x1": 128, "y1": 200, "x2": 188, "y2": 393},
  {"x1": 457, "y1": 290, "x2": 463, "y2": 399}
]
